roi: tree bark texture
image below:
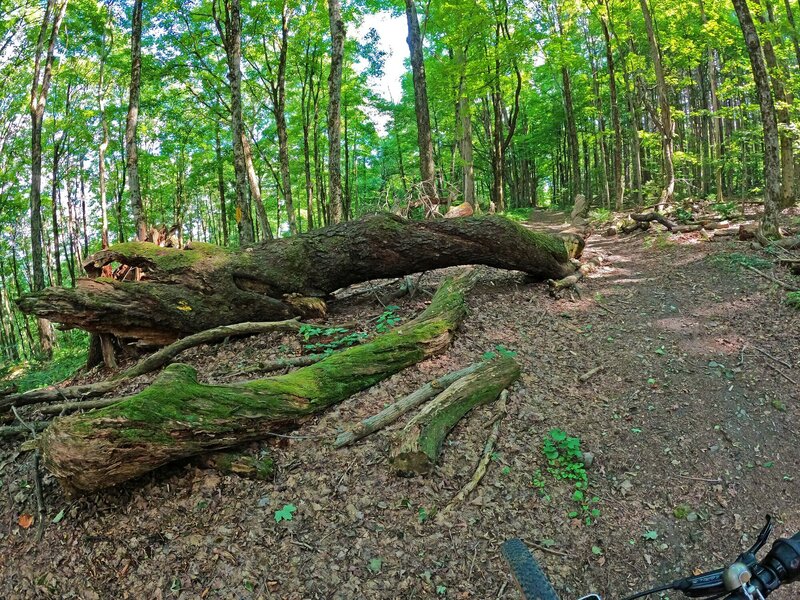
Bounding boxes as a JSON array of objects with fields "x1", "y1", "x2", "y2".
[
  {"x1": 18, "y1": 214, "x2": 579, "y2": 346},
  {"x1": 38, "y1": 273, "x2": 476, "y2": 493},
  {"x1": 389, "y1": 355, "x2": 519, "y2": 476},
  {"x1": 327, "y1": 0, "x2": 345, "y2": 224},
  {"x1": 405, "y1": 0, "x2": 438, "y2": 201},
  {"x1": 126, "y1": 0, "x2": 146, "y2": 241},
  {"x1": 731, "y1": 0, "x2": 781, "y2": 236}
]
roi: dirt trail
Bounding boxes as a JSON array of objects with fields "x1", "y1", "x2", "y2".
[{"x1": 1, "y1": 216, "x2": 798, "y2": 600}]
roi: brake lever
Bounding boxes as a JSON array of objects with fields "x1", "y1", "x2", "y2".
[{"x1": 745, "y1": 515, "x2": 774, "y2": 556}]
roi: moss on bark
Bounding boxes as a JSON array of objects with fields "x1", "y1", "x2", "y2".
[{"x1": 38, "y1": 272, "x2": 475, "y2": 493}]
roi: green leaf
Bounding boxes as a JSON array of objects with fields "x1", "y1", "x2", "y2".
[
  {"x1": 591, "y1": 545, "x2": 603, "y2": 555},
  {"x1": 418, "y1": 507, "x2": 429, "y2": 523},
  {"x1": 654, "y1": 346, "x2": 665, "y2": 355},
  {"x1": 647, "y1": 378, "x2": 656, "y2": 386},
  {"x1": 274, "y1": 504, "x2": 297, "y2": 523},
  {"x1": 482, "y1": 351, "x2": 497, "y2": 360},
  {"x1": 436, "y1": 585, "x2": 447, "y2": 595},
  {"x1": 643, "y1": 530, "x2": 658, "y2": 540},
  {"x1": 51, "y1": 508, "x2": 66, "y2": 523},
  {"x1": 368, "y1": 558, "x2": 383, "y2": 573}
]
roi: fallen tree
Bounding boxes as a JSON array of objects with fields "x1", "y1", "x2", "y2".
[
  {"x1": 18, "y1": 213, "x2": 579, "y2": 346},
  {"x1": 389, "y1": 355, "x2": 520, "y2": 476},
  {"x1": 0, "y1": 320, "x2": 303, "y2": 412},
  {"x1": 37, "y1": 272, "x2": 475, "y2": 493}
]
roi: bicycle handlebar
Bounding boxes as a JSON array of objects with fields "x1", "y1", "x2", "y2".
[{"x1": 503, "y1": 516, "x2": 800, "y2": 600}]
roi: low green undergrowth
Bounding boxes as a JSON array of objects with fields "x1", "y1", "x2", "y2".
[
  {"x1": 708, "y1": 252, "x2": 772, "y2": 273},
  {"x1": 0, "y1": 330, "x2": 88, "y2": 393},
  {"x1": 787, "y1": 292, "x2": 800, "y2": 309},
  {"x1": 533, "y1": 428, "x2": 600, "y2": 526}
]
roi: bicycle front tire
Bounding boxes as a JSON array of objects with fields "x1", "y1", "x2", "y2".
[{"x1": 501, "y1": 539, "x2": 561, "y2": 600}]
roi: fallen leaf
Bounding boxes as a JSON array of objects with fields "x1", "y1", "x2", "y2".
[{"x1": 18, "y1": 514, "x2": 33, "y2": 529}]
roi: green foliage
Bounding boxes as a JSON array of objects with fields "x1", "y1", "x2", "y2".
[
  {"x1": 1, "y1": 330, "x2": 89, "y2": 393},
  {"x1": 502, "y1": 208, "x2": 532, "y2": 223},
  {"x1": 274, "y1": 504, "x2": 296, "y2": 523},
  {"x1": 375, "y1": 305, "x2": 402, "y2": 333},
  {"x1": 642, "y1": 530, "x2": 659, "y2": 540},
  {"x1": 299, "y1": 325, "x2": 368, "y2": 355},
  {"x1": 786, "y1": 292, "x2": 800, "y2": 310},
  {"x1": 711, "y1": 202, "x2": 737, "y2": 219},
  {"x1": 708, "y1": 252, "x2": 772, "y2": 273},
  {"x1": 674, "y1": 207, "x2": 693, "y2": 223},
  {"x1": 482, "y1": 345, "x2": 517, "y2": 360},
  {"x1": 539, "y1": 429, "x2": 599, "y2": 525},
  {"x1": 588, "y1": 208, "x2": 612, "y2": 224}
]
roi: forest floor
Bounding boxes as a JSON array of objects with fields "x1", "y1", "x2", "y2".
[{"x1": 1, "y1": 210, "x2": 799, "y2": 600}]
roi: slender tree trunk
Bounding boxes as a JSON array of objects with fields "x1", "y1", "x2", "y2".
[
  {"x1": 699, "y1": 0, "x2": 724, "y2": 202},
  {"x1": 275, "y1": 3, "x2": 297, "y2": 234},
  {"x1": 640, "y1": 0, "x2": 675, "y2": 208},
  {"x1": 215, "y1": 125, "x2": 229, "y2": 246},
  {"x1": 732, "y1": 0, "x2": 781, "y2": 236},
  {"x1": 327, "y1": 0, "x2": 345, "y2": 223},
  {"x1": 242, "y1": 132, "x2": 273, "y2": 240},
  {"x1": 600, "y1": 11, "x2": 624, "y2": 209},
  {"x1": 456, "y1": 47, "x2": 475, "y2": 207},
  {"x1": 29, "y1": 0, "x2": 67, "y2": 358},
  {"x1": 126, "y1": 0, "x2": 146, "y2": 241},
  {"x1": 760, "y1": 1, "x2": 794, "y2": 207},
  {"x1": 404, "y1": 0, "x2": 438, "y2": 201},
  {"x1": 50, "y1": 133, "x2": 63, "y2": 286},
  {"x1": 214, "y1": 0, "x2": 254, "y2": 245}
]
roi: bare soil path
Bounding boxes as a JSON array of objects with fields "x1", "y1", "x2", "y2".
[{"x1": 1, "y1": 214, "x2": 798, "y2": 600}]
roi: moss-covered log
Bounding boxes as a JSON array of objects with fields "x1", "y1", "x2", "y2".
[
  {"x1": 18, "y1": 213, "x2": 578, "y2": 346},
  {"x1": 38, "y1": 273, "x2": 475, "y2": 493},
  {"x1": 389, "y1": 355, "x2": 520, "y2": 476}
]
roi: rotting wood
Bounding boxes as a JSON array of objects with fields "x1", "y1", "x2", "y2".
[
  {"x1": 18, "y1": 213, "x2": 578, "y2": 346},
  {"x1": 37, "y1": 272, "x2": 476, "y2": 493},
  {"x1": 0, "y1": 320, "x2": 303, "y2": 413},
  {"x1": 630, "y1": 212, "x2": 678, "y2": 231},
  {"x1": 548, "y1": 256, "x2": 604, "y2": 295},
  {"x1": 436, "y1": 390, "x2": 508, "y2": 522},
  {"x1": 389, "y1": 355, "x2": 520, "y2": 477},
  {"x1": 0, "y1": 422, "x2": 49, "y2": 439},
  {"x1": 333, "y1": 362, "x2": 483, "y2": 448}
]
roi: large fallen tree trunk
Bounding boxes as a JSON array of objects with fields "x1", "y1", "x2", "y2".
[
  {"x1": 37, "y1": 273, "x2": 475, "y2": 494},
  {"x1": 18, "y1": 213, "x2": 579, "y2": 346}
]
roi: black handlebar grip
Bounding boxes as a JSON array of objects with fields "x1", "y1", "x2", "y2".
[{"x1": 750, "y1": 532, "x2": 800, "y2": 596}]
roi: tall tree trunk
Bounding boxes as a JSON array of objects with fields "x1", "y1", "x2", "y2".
[
  {"x1": 455, "y1": 47, "x2": 475, "y2": 207},
  {"x1": 275, "y1": 3, "x2": 297, "y2": 234},
  {"x1": 50, "y1": 130, "x2": 64, "y2": 287},
  {"x1": 214, "y1": 0, "x2": 254, "y2": 245},
  {"x1": 404, "y1": 0, "x2": 438, "y2": 201},
  {"x1": 29, "y1": 0, "x2": 68, "y2": 358},
  {"x1": 301, "y1": 45, "x2": 316, "y2": 230},
  {"x1": 732, "y1": 0, "x2": 781, "y2": 236},
  {"x1": 561, "y1": 67, "x2": 581, "y2": 201},
  {"x1": 699, "y1": 0, "x2": 725, "y2": 202},
  {"x1": 242, "y1": 132, "x2": 273, "y2": 240},
  {"x1": 640, "y1": 0, "x2": 675, "y2": 208},
  {"x1": 784, "y1": 0, "x2": 800, "y2": 66},
  {"x1": 600, "y1": 10, "x2": 624, "y2": 209},
  {"x1": 760, "y1": 1, "x2": 794, "y2": 207},
  {"x1": 214, "y1": 125, "x2": 229, "y2": 246},
  {"x1": 126, "y1": 0, "x2": 146, "y2": 241},
  {"x1": 327, "y1": 0, "x2": 345, "y2": 223}
]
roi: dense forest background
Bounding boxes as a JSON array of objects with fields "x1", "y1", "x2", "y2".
[{"x1": 0, "y1": 0, "x2": 798, "y2": 368}]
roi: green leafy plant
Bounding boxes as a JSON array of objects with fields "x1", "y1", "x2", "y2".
[
  {"x1": 643, "y1": 529, "x2": 659, "y2": 540},
  {"x1": 375, "y1": 305, "x2": 402, "y2": 332},
  {"x1": 711, "y1": 201, "x2": 737, "y2": 219},
  {"x1": 482, "y1": 344, "x2": 518, "y2": 360},
  {"x1": 674, "y1": 207, "x2": 693, "y2": 223},
  {"x1": 274, "y1": 504, "x2": 297, "y2": 523},
  {"x1": 588, "y1": 207, "x2": 612, "y2": 224},
  {"x1": 300, "y1": 324, "x2": 368, "y2": 355},
  {"x1": 540, "y1": 429, "x2": 600, "y2": 525},
  {"x1": 787, "y1": 292, "x2": 800, "y2": 310}
]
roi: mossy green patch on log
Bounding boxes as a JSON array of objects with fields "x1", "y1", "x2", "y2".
[
  {"x1": 37, "y1": 272, "x2": 475, "y2": 494},
  {"x1": 390, "y1": 355, "x2": 520, "y2": 476}
]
